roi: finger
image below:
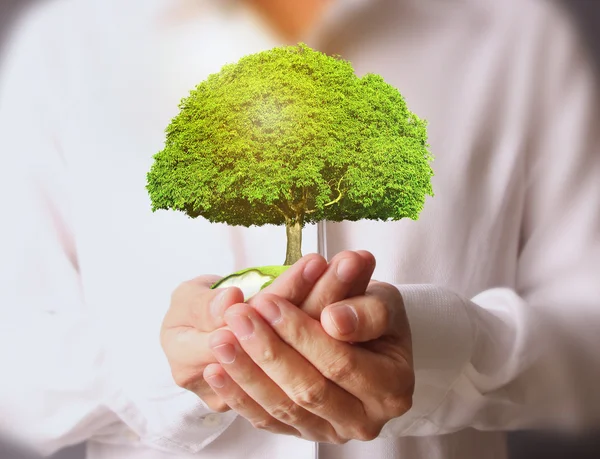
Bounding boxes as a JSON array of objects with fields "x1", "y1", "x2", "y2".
[
  {"x1": 257, "y1": 253, "x2": 328, "y2": 307},
  {"x1": 203, "y1": 363, "x2": 300, "y2": 437},
  {"x1": 160, "y1": 276, "x2": 243, "y2": 411},
  {"x1": 251, "y1": 293, "x2": 410, "y2": 409},
  {"x1": 300, "y1": 251, "x2": 367, "y2": 319},
  {"x1": 198, "y1": 393, "x2": 231, "y2": 413},
  {"x1": 345, "y1": 250, "x2": 377, "y2": 298},
  {"x1": 321, "y1": 281, "x2": 405, "y2": 343},
  {"x1": 164, "y1": 276, "x2": 245, "y2": 332},
  {"x1": 160, "y1": 326, "x2": 228, "y2": 405},
  {"x1": 207, "y1": 328, "x2": 338, "y2": 442},
  {"x1": 161, "y1": 326, "x2": 217, "y2": 380},
  {"x1": 219, "y1": 306, "x2": 365, "y2": 440}
]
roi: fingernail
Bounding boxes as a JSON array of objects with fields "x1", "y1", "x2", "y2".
[
  {"x1": 206, "y1": 374, "x2": 225, "y2": 388},
  {"x1": 329, "y1": 304, "x2": 358, "y2": 335},
  {"x1": 258, "y1": 299, "x2": 282, "y2": 325},
  {"x1": 211, "y1": 343, "x2": 236, "y2": 364},
  {"x1": 336, "y1": 258, "x2": 355, "y2": 283},
  {"x1": 226, "y1": 314, "x2": 255, "y2": 340},
  {"x1": 210, "y1": 289, "x2": 228, "y2": 319},
  {"x1": 303, "y1": 258, "x2": 325, "y2": 283}
]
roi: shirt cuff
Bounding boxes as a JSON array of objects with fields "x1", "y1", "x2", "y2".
[
  {"x1": 103, "y1": 345, "x2": 238, "y2": 454},
  {"x1": 380, "y1": 284, "x2": 477, "y2": 437},
  {"x1": 107, "y1": 383, "x2": 237, "y2": 454}
]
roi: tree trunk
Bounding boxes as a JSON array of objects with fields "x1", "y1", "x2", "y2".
[{"x1": 284, "y1": 218, "x2": 303, "y2": 265}]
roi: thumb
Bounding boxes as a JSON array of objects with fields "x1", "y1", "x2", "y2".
[{"x1": 320, "y1": 281, "x2": 405, "y2": 343}]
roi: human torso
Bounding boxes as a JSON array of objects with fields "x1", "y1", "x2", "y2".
[{"x1": 52, "y1": 0, "x2": 537, "y2": 457}]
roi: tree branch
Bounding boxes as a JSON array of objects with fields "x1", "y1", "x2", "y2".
[
  {"x1": 288, "y1": 188, "x2": 300, "y2": 213},
  {"x1": 289, "y1": 187, "x2": 309, "y2": 216},
  {"x1": 270, "y1": 204, "x2": 288, "y2": 219},
  {"x1": 303, "y1": 187, "x2": 317, "y2": 214},
  {"x1": 323, "y1": 174, "x2": 346, "y2": 207}
]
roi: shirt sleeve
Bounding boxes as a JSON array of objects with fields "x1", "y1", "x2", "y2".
[
  {"x1": 0, "y1": 4, "x2": 236, "y2": 456},
  {"x1": 382, "y1": 3, "x2": 600, "y2": 437}
]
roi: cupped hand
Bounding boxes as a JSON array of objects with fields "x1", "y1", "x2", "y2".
[
  {"x1": 160, "y1": 251, "x2": 366, "y2": 415},
  {"x1": 159, "y1": 274, "x2": 245, "y2": 412},
  {"x1": 203, "y1": 253, "x2": 414, "y2": 443}
]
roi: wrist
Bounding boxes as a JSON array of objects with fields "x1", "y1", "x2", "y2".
[{"x1": 379, "y1": 284, "x2": 476, "y2": 436}]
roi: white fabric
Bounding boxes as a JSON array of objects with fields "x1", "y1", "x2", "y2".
[{"x1": 0, "y1": 0, "x2": 599, "y2": 458}]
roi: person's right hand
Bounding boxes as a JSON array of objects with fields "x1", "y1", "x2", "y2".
[{"x1": 160, "y1": 275, "x2": 246, "y2": 412}]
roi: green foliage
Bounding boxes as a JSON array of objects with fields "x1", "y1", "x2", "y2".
[{"x1": 147, "y1": 43, "x2": 434, "y2": 227}]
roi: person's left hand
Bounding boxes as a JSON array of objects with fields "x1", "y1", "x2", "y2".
[{"x1": 203, "y1": 257, "x2": 414, "y2": 444}]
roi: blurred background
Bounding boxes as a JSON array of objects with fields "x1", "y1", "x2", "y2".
[{"x1": 1, "y1": 0, "x2": 599, "y2": 458}]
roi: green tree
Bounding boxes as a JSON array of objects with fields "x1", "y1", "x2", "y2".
[{"x1": 147, "y1": 43, "x2": 434, "y2": 266}]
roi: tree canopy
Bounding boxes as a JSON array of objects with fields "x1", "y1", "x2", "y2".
[{"x1": 147, "y1": 43, "x2": 434, "y2": 228}]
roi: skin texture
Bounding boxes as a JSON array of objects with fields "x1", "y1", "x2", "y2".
[{"x1": 160, "y1": 252, "x2": 415, "y2": 443}]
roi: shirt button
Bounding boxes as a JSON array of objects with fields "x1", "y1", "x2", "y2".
[{"x1": 202, "y1": 413, "x2": 222, "y2": 427}]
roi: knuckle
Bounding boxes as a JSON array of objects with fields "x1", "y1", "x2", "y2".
[
  {"x1": 324, "y1": 350, "x2": 358, "y2": 383},
  {"x1": 204, "y1": 397, "x2": 230, "y2": 413},
  {"x1": 382, "y1": 374, "x2": 415, "y2": 418},
  {"x1": 328, "y1": 435, "x2": 350, "y2": 445},
  {"x1": 370, "y1": 297, "x2": 390, "y2": 329},
  {"x1": 212, "y1": 403, "x2": 231, "y2": 413},
  {"x1": 251, "y1": 417, "x2": 278, "y2": 432},
  {"x1": 385, "y1": 393, "x2": 413, "y2": 418},
  {"x1": 283, "y1": 319, "x2": 312, "y2": 347},
  {"x1": 402, "y1": 395, "x2": 414, "y2": 414},
  {"x1": 387, "y1": 285, "x2": 405, "y2": 313},
  {"x1": 280, "y1": 320, "x2": 312, "y2": 349},
  {"x1": 350, "y1": 422, "x2": 382, "y2": 442},
  {"x1": 290, "y1": 377, "x2": 328, "y2": 410},
  {"x1": 257, "y1": 292, "x2": 281, "y2": 305},
  {"x1": 171, "y1": 369, "x2": 196, "y2": 389},
  {"x1": 371, "y1": 281, "x2": 402, "y2": 305},
  {"x1": 257, "y1": 342, "x2": 280, "y2": 366},
  {"x1": 326, "y1": 431, "x2": 352, "y2": 445},
  {"x1": 269, "y1": 399, "x2": 303, "y2": 425},
  {"x1": 263, "y1": 274, "x2": 301, "y2": 301},
  {"x1": 191, "y1": 379, "x2": 217, "y2": 397},
  {"x1": 228, "y1": 393, "x2": 255, "y2": 414},
  {"x1": 380, "y1": 281, "x2": 400, "y2": 296},
  {"x1": 285, "y1": 277, "x2": 303, "y2": 301},
  {"x1": 255, "y1": 295, "x2": 313, "y2": 345}
]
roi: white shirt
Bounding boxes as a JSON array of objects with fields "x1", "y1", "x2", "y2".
[{"x1": 1, "y1": 0, "x2": 599, "y2": 458}]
